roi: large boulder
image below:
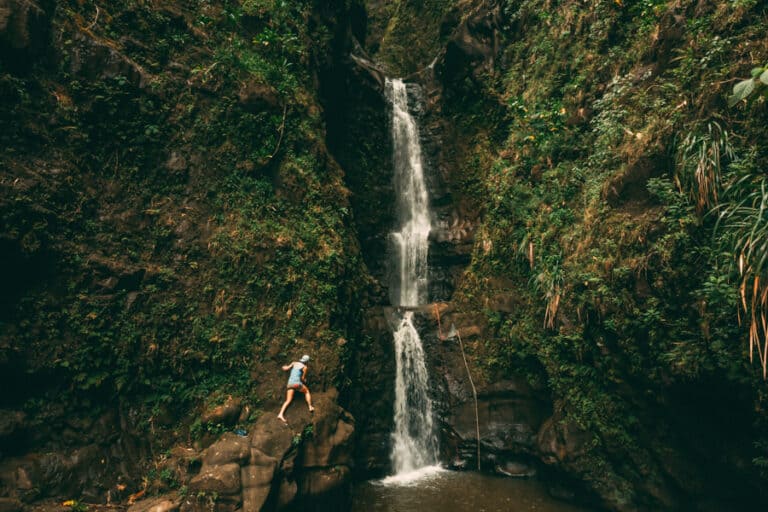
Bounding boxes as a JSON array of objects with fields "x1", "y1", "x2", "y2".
[
  {"x1": 127, "y1": 495, "x2": 181, "y2": 512},
  {"x1": 301, "y1": 408, "x2": 355, "y2": 468},
  {"x1": 201, "y1": 433, "x2": 250, "y2": 467},
  {"x1": 201, "y1": 397, "x2": 243, "y2": 427},
  {"x1": 298, "y1": 466, "x2": 350, "y2": 497},
  {"x1": 185, "y1": 391, "x2": 355, "y2": 511},
  {"x1": 240, "y1": 463, "x2": 276, "y2": 512},
  {"x1": 188, "y1": 463, "x2": 241, "y2": 496}
]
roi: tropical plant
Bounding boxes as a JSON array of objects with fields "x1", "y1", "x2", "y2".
[
  {"x1": 728, "y1": 63, "x2": 768, "y2": 106},
  {"x1": 675, "y1": 121, "x2": 734, "y2": 214},
  {"x1": 716, "y1": 155, "x2": 768, "y2": 376}
]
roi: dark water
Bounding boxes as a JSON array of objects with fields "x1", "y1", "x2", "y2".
[{"x1": 351, "y1": 469, "x2": 590, "y2": 512}]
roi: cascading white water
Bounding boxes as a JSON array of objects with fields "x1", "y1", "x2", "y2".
[{"x1": 386, "y1": 78, "x2": 439, "y2": 477}]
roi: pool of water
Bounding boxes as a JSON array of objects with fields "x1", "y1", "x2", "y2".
[{"x1": 351, "y1": 467, "x2": 590, "y2": 512}]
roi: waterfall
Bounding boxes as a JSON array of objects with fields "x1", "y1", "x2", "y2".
[{"x1": 386, "y1": 77, "x2": 439, "y2": 476}]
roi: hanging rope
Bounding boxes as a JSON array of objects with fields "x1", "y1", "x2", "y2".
[
  {"x1": 433, "y1": 304, "x2": 481, "y2": 470},
  {"x1": 456, "y1": 329, "x2": 481, "y2": 471}
]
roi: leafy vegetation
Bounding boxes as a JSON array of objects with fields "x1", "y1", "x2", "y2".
[
  {"x1": 442, "y1": 0, "x2": 768, "y2": 506},
  {"x1": 0, "y1": 0, "x2": 365, "y2": 451}
]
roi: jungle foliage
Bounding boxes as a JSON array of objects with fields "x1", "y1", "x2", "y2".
[
  {"x1": 437, "y1": 0, "x2": 768, "y2": 506},
  {"x1": 0, "y1": 0, "x2": 365, "y2": 444}
]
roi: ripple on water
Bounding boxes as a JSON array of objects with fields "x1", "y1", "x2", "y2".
[{"x1": 352, "y1": 471, "x2": 590, "y2": 512}]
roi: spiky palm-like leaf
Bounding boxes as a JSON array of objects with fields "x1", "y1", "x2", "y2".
[{"x1": 716, "y1": 166, "x2": 768, "y2": 376}]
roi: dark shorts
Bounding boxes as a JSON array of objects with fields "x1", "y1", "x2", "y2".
[{"x1": 287, "y1": 383, "x2": 308, "y2": 393}]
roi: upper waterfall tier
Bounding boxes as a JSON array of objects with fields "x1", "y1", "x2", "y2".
[{"x1": 387, "y1": 78, "x2": 431, "y2": 308}]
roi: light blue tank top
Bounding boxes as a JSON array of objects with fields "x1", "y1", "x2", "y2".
[{"x1": 287, "y1": 362, "x2": 305, "y2": 386}]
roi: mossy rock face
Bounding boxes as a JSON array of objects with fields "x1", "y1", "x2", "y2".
[
  {"x1": 363, "y1": 0, "x2": 457, "y2": 76},
  {"x1": 0, "y1": 0, "x2": 367, "y2": 500}
]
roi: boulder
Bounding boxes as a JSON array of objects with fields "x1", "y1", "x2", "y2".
[
  {"x1": 248, "y1": 447, "x2": 278, "y2": 467},
  {"x1": 301, "y1": 411, "x2": 354, "y2": 468},
  {"x1": 188, "y1": 463, "x2": 241, "y2": 496},
  {"x1": 240, "y1": 464, "x2": 275, "y2": 489},
  {"x1": 241, "y1": 486, "x2": 270, "y2": 512},
  {"x1": 276, "y1": 479, "x2": 297, "y2": 509},
  {"x1": 127, "y1": 495, "x2": 181, "y2": 512},
  {"x1": 201, "y1": 433, "x2": 250, "y2": 467},
  {"x1": 249, "y1": 414, "x2": 294, "y2": 460},
  {"x1": 201, "y1": 397, "x2": 242, "y2": 427},
  {"x1": 495, "y1": 460, "x2": 536, "y2": 478},
  {"x1": 537, "y1": 415, "x2": 592, "y2": 464},
  {"x1": 298, "y1": 466, "x2": 350, "y2": 497},
  {"x1": 240, "y1": 464, "x2": 276, "y2": 512}
]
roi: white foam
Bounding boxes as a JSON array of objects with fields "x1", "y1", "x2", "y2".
[{"x1": 379, "y1": 465, "x2": 445, "y2": 486}]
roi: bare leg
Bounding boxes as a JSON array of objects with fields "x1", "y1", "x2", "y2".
[
  {"x1": 278, "y1": 389, "x2": 295, "y2": 421},
  {"x1": 304, "y1": 389, "x2": 314, "y2": 412}
]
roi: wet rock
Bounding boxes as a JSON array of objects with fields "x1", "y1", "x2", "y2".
[
  {"x1": 240, "y1": 464, "x2": 275, "y2": 512},
  {"x1": 537, "y1": 415, "x2": 592, "y2": 464},
  {"x1": 276, "y1": 479, "x2": 297, "y2": 508},
  {"x1": 240, "y1": 464, "x2": 275, "y2": 489},
  {"x1": 201, "y1": 396, "x2": 242, "y2": 427},
  {"x1": 495, "y1": 460, "x2": 536, "y2": 478},
  {"x1": 249, "y1": 413, "x2": 293, "y2": 459},
  {"x1": 188, "y1": 463, "x2": 241, "y2": 495},
  {"x1": 298, "y1": 466, "x2": 351, "y2": 497},
  {"x1": 127, "y1": 495, "x2": 181, "y2": 512},
  {"x1": 201, "y1": 433, "x2": 250, "y2": 467},
  {"x1": 449, "y1": 457, "x2": 468, "y2": 470},
  {"x1": 301, "y1": 413, "x2": 354, "y2": 468},
  {"x1": 241, "y1": 486, "x2": 270, "y2": 512}
]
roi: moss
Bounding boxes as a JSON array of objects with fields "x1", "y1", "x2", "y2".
[
  {"x1": 442, "y1": 0, "x2": 768, "y2": 505},
  {"x1": 372, "y1": 0, "x2": 454, "y2": 75},
  {"x1": 0, "y1": 0, "x2": 366, "y2": 449}
]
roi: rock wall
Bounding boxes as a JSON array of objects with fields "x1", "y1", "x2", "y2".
[{"x1": 119, "y1": 391, "x2": 354, "y2": 512}]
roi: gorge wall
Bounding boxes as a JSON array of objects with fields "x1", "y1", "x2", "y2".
[
  {"x1": 3, "y1": 0, "x2": 768, "y2": 511},
  {"x1": 334, "y1": 0, "x2": 768, "y2": 510}
]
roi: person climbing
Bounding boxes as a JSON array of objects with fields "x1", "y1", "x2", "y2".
[{"x1": 277, "y1": 354, "x2": 314, "y2": 423}]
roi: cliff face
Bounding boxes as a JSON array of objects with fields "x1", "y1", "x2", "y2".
[
  {"x1": 344, "y1": 0, "x2": 768, "y2": 510},
  {"x1": 0, "y1": 0, "x2": 366, "y2": 506},
  {"x1": 3, "y1": 0, "x2": 768, "y2": 511}
]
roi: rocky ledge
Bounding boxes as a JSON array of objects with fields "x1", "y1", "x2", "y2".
[{"x1": 130, "y1": 391, "x2": 354, "y2": 512}]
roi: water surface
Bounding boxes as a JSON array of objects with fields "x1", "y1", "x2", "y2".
[{"x1": 352, "y1": 469, "x2": 589, "y2": 512}]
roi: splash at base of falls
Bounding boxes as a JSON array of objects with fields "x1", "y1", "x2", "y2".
[{"x1": 380, "y1": 465, "x2": 445, "y2": 486}]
